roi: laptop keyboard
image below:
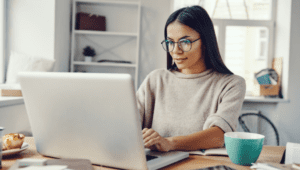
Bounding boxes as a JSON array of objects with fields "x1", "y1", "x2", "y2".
[{"x1": 146, "y1": 155, "x2": 158, "y2": 161}]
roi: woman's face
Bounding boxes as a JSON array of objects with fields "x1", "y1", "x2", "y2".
[{"x1": 167, "y1": 21, "x2": 206, "y2": 74}]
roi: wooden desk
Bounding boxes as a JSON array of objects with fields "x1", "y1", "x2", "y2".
[{"x1": 1, "y1": 137, "x2": 285, "y2": 170}]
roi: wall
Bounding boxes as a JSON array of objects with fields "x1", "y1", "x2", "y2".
[
  {"x1": 5, "y1": 0, "x2": 71, "y2": 75},
  {"x1": 136, "y1": 0, "x2": 171, "y2": 86},
  {"x1": 6, "y1": 0, "x2": 55, "y2": 65}
]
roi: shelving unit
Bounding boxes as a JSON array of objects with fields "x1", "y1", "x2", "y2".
[{"x1": 70, "y1": 0, "x2": 141, "y2": 90}]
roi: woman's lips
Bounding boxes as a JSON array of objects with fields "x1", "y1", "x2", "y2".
[{"x1": 174, "y1": 58, "x2": 187, "y2": 63}]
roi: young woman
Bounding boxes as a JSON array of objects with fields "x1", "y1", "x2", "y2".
[{"x1": 136, "y1": 6, "x2": 246, "y2": 152}]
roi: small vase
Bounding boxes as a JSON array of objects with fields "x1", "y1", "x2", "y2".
[{"x1": 85, "y1": 56, "x2": 92, "y2": 62}]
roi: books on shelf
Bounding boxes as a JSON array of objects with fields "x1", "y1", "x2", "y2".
[
  {"x1": 0, "y1": 84, "x2": 22, "y2": 97},
  {"x1": 188, "y1": 147, "x2": 228, "y2": 156},
  {"x1": 255, "y1": 68, "x2": 278, "y2": 85}
]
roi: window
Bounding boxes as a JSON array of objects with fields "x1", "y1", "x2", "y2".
[{"x1": 173, "y1": 0, "x2": 276, "y2": 96}]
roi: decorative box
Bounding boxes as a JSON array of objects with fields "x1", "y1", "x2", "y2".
[
  {"x1": 252, "y1": 58, "x2": 283, "y2": 97},
  {"x1": 76, "y1": 12, "x2": 106, "y2": 31}
]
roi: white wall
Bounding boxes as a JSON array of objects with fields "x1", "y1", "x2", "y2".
[
  {"x1": 6, "y1": 0, "x2": 71, "y2": 76},
  {"x1": 7, "y1": 0, "x2": 55, "y2": 61},
  {"x1": 137, "y1": 0, "x2": 171, "y2": 86}
]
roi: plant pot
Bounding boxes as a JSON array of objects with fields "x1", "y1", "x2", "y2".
[{"x1": 85, "y1": 56, "x2": 93, "y2": 62}]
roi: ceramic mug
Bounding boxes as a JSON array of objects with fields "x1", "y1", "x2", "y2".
[{"x1": 225, "y1": 132, "x2": 265, "y2": 166}]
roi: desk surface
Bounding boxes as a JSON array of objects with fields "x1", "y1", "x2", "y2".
[{"x1": 1, "y1": 137, "x2": 285, "y2": 170}]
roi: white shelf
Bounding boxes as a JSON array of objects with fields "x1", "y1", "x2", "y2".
[
  {"x1": 244, "y1": 96, "x2": 290, "y2": 103},
  {"x1": 76, "y1": 0, "x2": 140, "y2": 6},
  {"x1": 74, "y1": 30, "x2": 138, "y2": 37},
  {"x1": 73, "y1": 61, "x2": 137, "y2": 68},
  {"x1": 71, "y1": 0, "x2": 141, "y2": 90}
]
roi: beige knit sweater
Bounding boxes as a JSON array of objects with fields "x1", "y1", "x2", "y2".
[{"x1": 136, "y1": 68, "x2": 246, "y2": 138}]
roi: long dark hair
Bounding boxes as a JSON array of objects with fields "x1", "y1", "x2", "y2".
[{"x1": 165, "y1": 6, "x2": 233, "y2": 75}]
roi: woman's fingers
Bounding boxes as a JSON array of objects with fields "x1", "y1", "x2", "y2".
[
  {"x1": 142, "y1": 128, "x2": 155, "y2": 139},
  {"x1": 142, "y1": 128, "x2": 148, "y2": 134},
  {"x1": 141, "y1": 129, "x2": 172, "y2": 152},
  {"x1": 144, "y1": 131, "x2": 159, "y2": 144},
  {"x1": 142, "y1": 128, "x2": 162, "y2": 148},
  {"x1": 144, "y1": 136, "x2": 160, "y2": 148}
]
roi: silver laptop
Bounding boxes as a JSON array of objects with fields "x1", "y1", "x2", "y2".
[{"x1": 19, "y1": 72, "x2": 189, "y2": 170}]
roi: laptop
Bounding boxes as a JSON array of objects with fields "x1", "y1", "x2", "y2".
[{"x1": 19, "y1": 72, "x2": 189, "y2": 170}]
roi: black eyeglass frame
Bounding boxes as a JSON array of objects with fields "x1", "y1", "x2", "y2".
[{"x1": 161, "y1": 38, "x2": 201, "y2": 52}]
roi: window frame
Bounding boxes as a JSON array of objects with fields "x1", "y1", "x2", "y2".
[
  {"x1": 211, "y1": 0, "x2": 277, "y2": 95},
  {"x1": 212, "y1": 0, "x2": 277, "y2": 69}
]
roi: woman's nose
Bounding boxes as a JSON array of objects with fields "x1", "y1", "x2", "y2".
[{"x1": 173, "y1": 43, "x2": 183, "y2": 53}]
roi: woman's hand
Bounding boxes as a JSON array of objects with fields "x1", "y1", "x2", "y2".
[{"x1": 142, "y1": 128, "x2": 174, "y2": 152}]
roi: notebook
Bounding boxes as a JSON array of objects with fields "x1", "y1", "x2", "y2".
[
  {"x1": 189, "y1": 147, "x2": 228, "y2": 156},
  {"x1": 19, "y1": 72, "x2": 189, "y2": 170}
]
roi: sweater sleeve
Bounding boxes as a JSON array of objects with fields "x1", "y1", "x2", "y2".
[
  {"x1": 203, "y1": 76, "x2": 246, "y2": 133},
  {"x1": 136, "y1": 74, "x2": 155, "y2": 129}
]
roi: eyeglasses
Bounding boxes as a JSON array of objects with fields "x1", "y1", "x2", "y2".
[{"x1": 161, "y1": 38, "x2": 200, "y2": 52}]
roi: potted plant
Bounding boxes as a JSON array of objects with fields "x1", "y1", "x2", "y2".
[{"x1": 83, "y1": 46, "x2": 96, "y2": 62}]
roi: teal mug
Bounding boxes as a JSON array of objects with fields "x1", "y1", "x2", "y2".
[
  {"x1": 225, "y1": 132, "x2": 265, "y2": 166},
  {"x1": 0, "y1": 127, "x2": 4, "y2": 169}
]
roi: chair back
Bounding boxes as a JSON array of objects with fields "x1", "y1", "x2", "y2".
[{"x1": 238, "y1": 111, "x2": 280, "y2": 146}]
